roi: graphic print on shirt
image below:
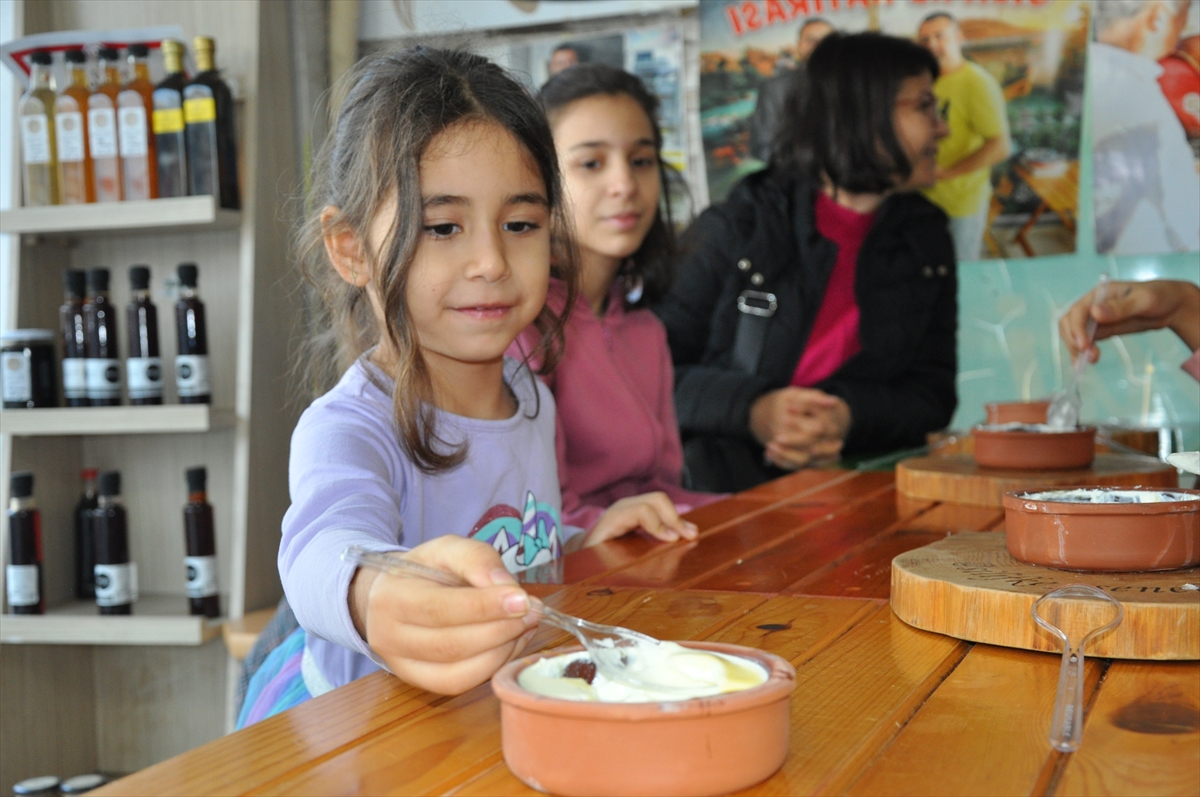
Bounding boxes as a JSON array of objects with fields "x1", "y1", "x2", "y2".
[{"x1": 470, "y1": 491, "x2": 562, "y2": 572}]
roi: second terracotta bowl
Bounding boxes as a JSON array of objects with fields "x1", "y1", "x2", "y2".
[
  {"x1": 1003, "y1": 488, "x2": 1200, "y2": 571},
  {"x1": 985, "y1": 400, "x2": 1050, "y2": 425},
  {"x1": 974, "y1": 425, "x2": 1096, "y2": 470},
  {"x1": 491, "y1": 642, "x2": 795, "y2": 797}
]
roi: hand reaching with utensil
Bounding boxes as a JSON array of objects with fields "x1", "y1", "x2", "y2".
[
  {"x1": 750, "y1": 387, "x2": 851, "y2": 470},
  {"x1": 348, "y1": 536, "x2": 540, "y2": 695},
  {"x1": 573, "y1": 492, "x2": 700, "y2": 550},
  {"x1": 1059, "y1": 280, "x2": 1200, "y2": 362}
]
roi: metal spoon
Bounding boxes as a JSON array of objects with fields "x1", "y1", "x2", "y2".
[
  {"x1": 341, "y1": 546, "x2": 690, "y2": 693},
  {"x1": 1048, "y1": 275, "x2": 1110, "y2": 429},
  {"x1": 1032, "y1": 585, "x2": 1123, "y2": 752}
]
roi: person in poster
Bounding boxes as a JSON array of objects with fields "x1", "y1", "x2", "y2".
[
  {"x1": 917, "y1": 12, "x2": 1012, "y2": 262},
  {"x1": 1092, "y1": 0, "x2": 1200, "y2": 255},
  {"x1": 748, "y1": 16, "x2": 835, "y2": 162}
]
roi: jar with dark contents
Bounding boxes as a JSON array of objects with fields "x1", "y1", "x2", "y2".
[{"x1": 1, "y1": 329, "x2": 58, "y2": 408}]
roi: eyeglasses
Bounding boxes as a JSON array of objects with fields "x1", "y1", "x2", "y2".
[{"x1": 895, "y1": 93, "x2": 943, "y2": 122}]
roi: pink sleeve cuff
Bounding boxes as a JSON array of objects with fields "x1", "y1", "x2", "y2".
[{"x1": 1183, "y1": 350, "x2": 1200, "y2": 382}]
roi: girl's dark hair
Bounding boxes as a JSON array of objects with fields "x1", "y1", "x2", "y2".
[
  {"x1": 538, "y1": 63, "x2": 676, "y2": 307},
  {"x1": 773, "y1": 32, "x2": 939, "y2": 194},
  {"x1": 297, "y1": 46, "x2": 578, "y2": 473}
]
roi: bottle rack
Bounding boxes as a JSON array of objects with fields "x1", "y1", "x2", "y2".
[{"x1": 1, "y1": 0, "x2": 300, "y2": 784}]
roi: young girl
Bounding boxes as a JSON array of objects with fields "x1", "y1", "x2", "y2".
[
  {"x1": 511, "y1": 64, "x2": 718, "y2": 530},
  {"x1": 238, "y1": 48, "x2": 694, "y2": 728}
]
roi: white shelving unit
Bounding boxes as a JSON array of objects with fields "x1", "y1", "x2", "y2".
[{"x1": 1, "y1": 0, "x2": 301, "y2": 785}]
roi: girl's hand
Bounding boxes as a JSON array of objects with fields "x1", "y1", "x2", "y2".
[
  {"x1": 1059, "y1": 280, "x2": 1200, "y2": 362},
  {"x1": 577, "y1": 492, "x2": 700, "y2": 549},
  {"x1": 349, "y1": 536, "x2": 540, "y2": 695}
]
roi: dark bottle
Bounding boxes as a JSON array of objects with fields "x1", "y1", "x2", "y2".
[
  {"x1": 126, "y1": 265, "x2": 163, "y2": 405},
  {"x1": 83, "y1": 268, "x2": 121, "y2": 406},
  {"x1": 153, "y1": 39, "x2": 188, "y2": 199},
  {"x1": 74, "y1": 468, "x2": 98, "y2": 600},
  {"x1": 91, "y1": 471, "x2": 134, "y2": 615},
  {"x1": 7, "y1": 471, "x2": 44, "y2": 615},
  {"x1": 183, "y1": 467, "x2": 220, "y2": 618},
  {"x1": 184, "y1": 36, "x2": 239, "y2": 209},
  {"x1": 174, "y1": 263, "x2": 211, "y2": 404},
  {"x1": 60, "y1": 269, "x2": 88, "y2": 406}
]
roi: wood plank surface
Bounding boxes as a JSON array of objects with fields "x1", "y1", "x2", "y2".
[
  {"x1": 844, "y1": 643, "x2": 1104, "y2": 797},
  {"x1": 1054, "y1": 660, "x2": 1200, "y2": 796}
]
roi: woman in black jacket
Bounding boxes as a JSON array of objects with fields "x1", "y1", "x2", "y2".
[{"x1": 655, "y1": 33, "x2": 958, "y2": 492}]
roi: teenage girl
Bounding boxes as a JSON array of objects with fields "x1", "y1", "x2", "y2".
[
  {"x1": 511, "y1": 64, "x2": 718, "y2": 530},
  {"x1": 238, "y1": 48, "x2": 695, "y2": 728}
]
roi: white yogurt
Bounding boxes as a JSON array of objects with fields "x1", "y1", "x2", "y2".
[
  {"x1": 1022, "y1": 488, "x2": 1199, "y2": 504},
  {"x1": 517, "y1": 642, "x2": 768, "y2": 703}
]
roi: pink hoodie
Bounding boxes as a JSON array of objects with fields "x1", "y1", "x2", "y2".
[{"x1": 510, "y1": 279, "x2": 719, "y2": 530}]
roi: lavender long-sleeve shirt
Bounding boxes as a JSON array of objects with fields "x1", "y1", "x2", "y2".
[{"x1": 279, "y1": 357, "x2": 570, "y2": 691}]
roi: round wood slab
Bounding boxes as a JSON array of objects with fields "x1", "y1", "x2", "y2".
[
  {"x1": 896, "y1": 453, "x2": 1177, "y2": 507},
  {"x1": 891, "y1": 532, "x2": 1199, "y2": 660}
]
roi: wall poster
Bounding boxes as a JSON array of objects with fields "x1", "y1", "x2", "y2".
[{"x1": 699, "y1": 0, "x2": 1090, "y2": 261}]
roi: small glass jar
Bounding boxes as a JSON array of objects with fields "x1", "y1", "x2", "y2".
[
  {"x1": 12, "y1": 775, "x2": 60, "y2": 795},
  {"x1": 1, "y1": 329, "x2": 58, "y2": 409},
  {"x1": 60, "y1": 773, "x2": 109, "y2": 793}
]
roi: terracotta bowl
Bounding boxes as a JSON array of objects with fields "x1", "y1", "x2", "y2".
[
  {"x1": 1003, "y1": 488, "x2": 1200, "y2": 571},
  {"x1": 985, "y1": 400, "x2": 1050, "y2": 425},
  {"x1": 973, "y1": 425, "x2": 1096, "y2": 470},
  {"x1": 491, "y1": 642, "x2": 795, "y2": 797}
]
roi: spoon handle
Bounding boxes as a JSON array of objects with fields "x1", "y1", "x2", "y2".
[
  {"x1": 1049, "y1": 646, "x2": 1086, "y2": 752},
  {"x1": 341, "y1": 546, "x2": 465, "y2": 588}
]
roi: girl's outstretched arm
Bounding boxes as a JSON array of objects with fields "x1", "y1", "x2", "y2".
[{"x1": 349, "y1": 535, "x2": 541, "y2": 695}]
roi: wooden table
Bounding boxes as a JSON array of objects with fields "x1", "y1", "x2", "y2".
[{"x1": 96, "y1": 469, "x2": 1199, "y2": 796}]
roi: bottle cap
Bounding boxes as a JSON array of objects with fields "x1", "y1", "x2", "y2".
[
  {"x1": 64, "y1": 49, "x2": 86, "y2": 65},
  {"x1": 129, "y1": 265, "x2": 151, "y2": 291},
  {"x1": 193, "y1": 35, "x2": 215, "y2": 52},
  {"x1": 161, "y1": 39, "x2": 185, "y2": 57},
  {"x1": 82, "y1": 468, "x2": 98, "y2": 481},
  {"x1": 12, "y1": 775, "x2": 60, "y2": 795},
  {"x1": 29, "y1": 51, "x2": 52, "y2": 66},
  {"x1": 177, "y1": 263, "x2": 199, "y2": 287},
  {"x1": 10, "y1": 471, "x2": 34, "y2": 499},
  {"x1": 128, "y1": 43, "x2": 149, "y2": 58},
  {"x1": 186, "y1": 466, "x2": 207, "y2": 493},
  {"x1": 60, "y1": 774, "x2": 108, "y2": 794},
  {"x1": 64, "y1": 269, "x2": 86, "y2": 298},
  {"x1": 97, "y1": 46, "x2": 119, "y2": 62},
  {"x1": 86, "y1": 268, "x2": 110, "y2": 293},
  {"x1": 98, "y1": 471, "x2": 121, "y2": 498}
]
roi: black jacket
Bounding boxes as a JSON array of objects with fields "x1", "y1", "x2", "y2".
[{"x1": 654, "y1": 169, "x2": 958, "y2": 474}]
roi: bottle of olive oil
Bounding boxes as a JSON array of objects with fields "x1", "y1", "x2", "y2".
[
  {"x1": 89, "y1": 47, "x2": 123, "y2": 203},
  {"x1": 57, "y1": 48, "x2": 94, "y2": 204},
  {"x1": 153, "y1": 39, "x2": 189, "y2": 199},
  {"x1": 184, "y1": 36, "x2": 239, "y2": 209},
  {"x1": 19, "y1": 50, "x2": 59, "y2": 206},
  {"x1": 117, "y1": 44, "x2": 157, "y2": 201}
]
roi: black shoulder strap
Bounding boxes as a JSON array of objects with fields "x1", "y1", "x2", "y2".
[{"x1": 730, "y1": 255, "x2": 777, "y2": 374}]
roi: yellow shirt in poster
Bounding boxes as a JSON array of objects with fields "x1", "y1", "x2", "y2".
[{"x1": 923, "y1": 61, "x2": 1009, "y2": 218}]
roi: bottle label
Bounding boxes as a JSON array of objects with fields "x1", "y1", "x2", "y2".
[
  {"x1": 2, "y1": 351, "x2": 32, "y2": 403},
  {"x1": 126, "y1": 356, "x2": 163, "y2": 399},
  {"x1": 94, "y1": 562, "x2": 138, "y2": 607},
  {"x1": 175, "y1": 354, "x2": 211, "y2": 397},
  {"x1": 56, "y1": 111, "x2": 86, "y2": 162},
  {"x1": 118, "y1": 102, "x2": 149, "y2": 157},
  {"x1": 63, "y1": 357, "x2": 87, "y2": 400},
  {"x1": 6, "y1": 564, "x2": 40, "y2": 607},
  {"x1": 85, "y1": 358, "x2": 121, "y2": 400},
  {"x1": 185, "y1": 555, "x2": 219, "y2": 598},
  {"x1": 21, "y1": 114, "x2": 51, "y2": 165},
  {"x1": 153, "y1": 107, "x2": 184, "y2": 134},
  {"x1": 184, "y1": 97, "x2": 217, "y2": 125},
  {"x1": 88, "y1": 107, "x2": 118, "y2": 158}
]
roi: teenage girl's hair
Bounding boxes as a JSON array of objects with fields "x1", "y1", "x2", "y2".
[
  {"x1": 296, "y1": 46, "x2": 578, "y2": 473},
  {"x1": 773, "y1": 32, "x2": 939, "y2": 194},
  {"x1": 538, "y1": 63, "x2": 677, "y2": 307}
]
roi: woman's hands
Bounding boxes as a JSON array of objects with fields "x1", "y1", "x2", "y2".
[
  {"x1": 1059, "y1": 280, "x2": 1200, "y2": 361},
  {"x1": 348, "y1": 536, "x2": 540, "y2": 695},
  {"x1": 574, "y1": 492, "x2": 699, "y2": 550},
  {"x1": 749, "y1": 387, "x2": 851, "y2": 470}
]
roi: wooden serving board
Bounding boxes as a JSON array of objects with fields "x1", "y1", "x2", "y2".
[
  {"x1": 891, "y1": 532, "x2": 1199, "y2": 660},
  {"x1": 896, "y1": 453, "x2": 1177, "y2": 507}
]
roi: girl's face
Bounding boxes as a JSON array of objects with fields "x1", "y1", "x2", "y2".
[
  {"x1": 891, "y1": 72, "x2": 948, "y2": 191},
  {"x1": 390, "y1": 120, "x2": 551, "y2": 372},
  {"x1": 553, "y1": 93, "x2": 660, "y2": 268}
]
